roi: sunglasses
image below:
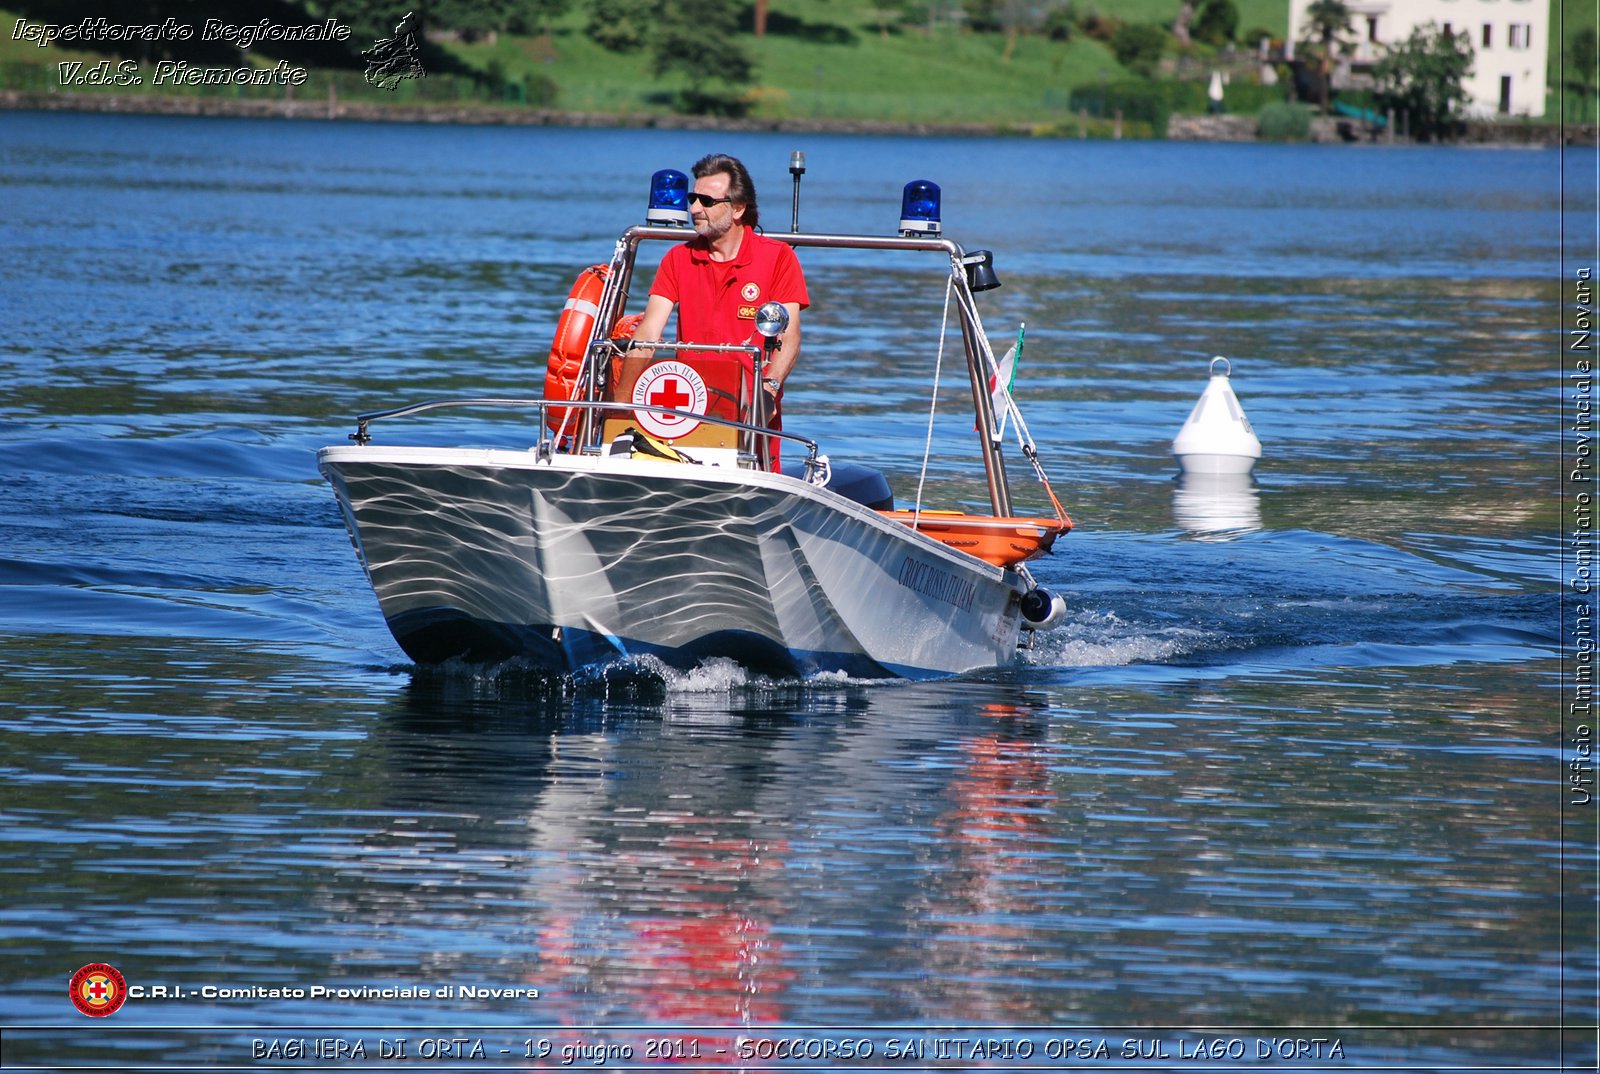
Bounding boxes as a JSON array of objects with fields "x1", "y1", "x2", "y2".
[{"x1": 686, "y1": 192, "x2": 735, "y2": 208}]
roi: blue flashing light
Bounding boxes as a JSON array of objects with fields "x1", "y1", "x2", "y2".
[
  {"x1": 899, "y1": 179, "x2": 941, "y2": 236},
  {"x1": 647, "y1": 169, "x2": 690, "y2": 226}
]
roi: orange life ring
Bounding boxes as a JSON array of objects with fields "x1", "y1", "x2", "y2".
[
  {"x1": 544, "y1": 265, "x2": 610, "y2": 432},
  {"x1": 607, "y1": 311, "x2": 645, "y2": 394}
]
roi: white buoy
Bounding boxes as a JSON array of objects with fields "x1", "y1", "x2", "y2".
[{"x1": 1172, "y1": 356, "x2": 1261, "y2": 475}]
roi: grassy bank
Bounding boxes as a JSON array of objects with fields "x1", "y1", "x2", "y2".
[
  {"x1": 0, "y1": 0, "x2": 1287, "y2": 131},
  {"x1": 1, "y1": 0, "x2": 1581, "y2": 131},
  {"x1": 430, "y1": 0, "x2": 1298, "y2": 126}
]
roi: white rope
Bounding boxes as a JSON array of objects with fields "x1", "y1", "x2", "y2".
[
  {"x1": 949, "y1": 284, "x2": 1070, "y2": 528},
  {"x1": 913, "y1": 273, "x2": 957, "y2": 527}
]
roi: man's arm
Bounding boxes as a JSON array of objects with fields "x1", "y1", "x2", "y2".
[{"x1": 616, "y1": 293, "x2": 675, "y2": 400}]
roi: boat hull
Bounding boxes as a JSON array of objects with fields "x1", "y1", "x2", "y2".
[{"x1": 318, "y1": 446, "x2": 1027, "y2": 679}]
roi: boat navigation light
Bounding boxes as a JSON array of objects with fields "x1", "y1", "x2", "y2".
[
  {"x1": 647, "y1": 168, "x2": 690, "y2": 226},
  {"x1": 754, "y1": 301, "x2": 790, "y2": 341},
  {"x1": 899, "y1": 179, "x2": 941, "y2": 237},
  {"x1": 789, "y1": 150, "x2": 806, "y2": 233},
  {"x1": 962, "y1": 249, "x2": 1000, "y2": 292}
]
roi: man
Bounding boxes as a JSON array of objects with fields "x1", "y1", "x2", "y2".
[{"x1": 619, "y1": 153, "x2": 808, "y2": 462}]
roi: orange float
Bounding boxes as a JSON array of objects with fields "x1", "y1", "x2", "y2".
[
  {"x1": 878, "y1": 510, "x2": 1072, "y2": 568},
  {"x1": 543, "y1": 265, "x2": 610, "y2": 433}
]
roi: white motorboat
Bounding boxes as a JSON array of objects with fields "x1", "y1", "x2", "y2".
[{"x1": 318, "y1": 165, "x2": 1072, "y2": 680}]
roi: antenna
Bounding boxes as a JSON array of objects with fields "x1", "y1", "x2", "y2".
[{"x1": 789, "y1": 150, "x2": 806, "y2": 233}]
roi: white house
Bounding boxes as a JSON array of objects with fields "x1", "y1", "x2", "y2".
[{"x1": 1286, "y1": 0, "x2": 1551, "y2": 118}]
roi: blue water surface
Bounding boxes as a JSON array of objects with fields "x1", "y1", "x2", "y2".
[{"x1": 0, "y1": 111, "x2": 1586, "y2": 1070}]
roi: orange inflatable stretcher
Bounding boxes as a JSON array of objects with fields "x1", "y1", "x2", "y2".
[{"x1": 878, "y1": 510, "x2": 1072, "y2": 568}]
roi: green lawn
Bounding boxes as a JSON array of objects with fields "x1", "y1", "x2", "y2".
[
  {"x1": 451, "y1": 12, "x2": 1143, "y2": 123},
  {"x1": 425, "y1": 0, "x2": 1582, "y2": 124},
  {"x1": 1550, "y1": 0, "x2": 1597, "y2": 120},
  {"x1": 498, "y1": 25, "x2": 1132, "y2": 122},
  {"x1": 445, "y1": 0, "x2": 1280, "y2": 125},
  {"x1": 1, "y1": 0, "x2": 1583, "y2": 125}
]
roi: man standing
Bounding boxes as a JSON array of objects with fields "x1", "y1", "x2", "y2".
[{"x1": 620, "y1": 153, "x2": 809, "y2": 461}]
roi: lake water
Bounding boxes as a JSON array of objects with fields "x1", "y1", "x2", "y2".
[{"x1": 0, "y1": 111, "x2": 1589, "y2": 1070}]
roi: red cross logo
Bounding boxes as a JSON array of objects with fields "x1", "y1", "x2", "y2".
[
  {"x1": 70, "y1": 963, "x2": 127, "y2": 1017},
  {"x1": 631, "y1": 361, "x2": 708, "y2": 440},
  {"x1": 648, "y1": 377, "x2": 692, "y2": 418}
]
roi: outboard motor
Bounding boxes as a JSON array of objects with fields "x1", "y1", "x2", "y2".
[
  {"x1": 1020, "y1": 587, "x2": 1067, "y2": 631},
  {"x1": 780, "y1": 459, "x2": 893, "y2": 510}
]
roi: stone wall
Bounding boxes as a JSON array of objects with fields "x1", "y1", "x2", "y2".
[
  {"x1": 1168, "y1": 108, "x2": 1597, "y2": 146},
  {"x1": 1166, "y1": 114, "x2": 1260, "y2": 141}
]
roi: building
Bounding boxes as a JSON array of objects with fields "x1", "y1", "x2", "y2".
[{"x1": 1286, "y1": 0, "x2": 1550, "y2": 118}]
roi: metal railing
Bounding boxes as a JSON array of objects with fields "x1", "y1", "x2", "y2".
[
  {"x1": 347, "y1": 396, "x2": 821, "y2": 472},
  {"x1": 607, "y1": 226, "x2": 1014, "y2": 517}
]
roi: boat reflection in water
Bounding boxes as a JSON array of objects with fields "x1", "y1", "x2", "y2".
[{"x1": 1172, "y1": 472, "x2": 1261, "y2": 540}]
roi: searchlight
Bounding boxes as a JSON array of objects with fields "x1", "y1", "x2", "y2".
[
  {"x1": 647, "y1": 169, "x2": 690, "y2": 226},
  {"x1": 962, "y1": 249, "x2": 1000, "y2": 292}
]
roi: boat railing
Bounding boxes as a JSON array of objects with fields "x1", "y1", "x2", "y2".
[
  {"x1": 623, "y1": 225, "x2": 966, "y2": 258},
  {"x1": 591, "y1": 337, "x2": 778, "y2": 455},
  {"x1": 603, "y1": 225, "x2": 1014, "y2": 517},
  {"x1": 346, "y1": 397, "x2": 821, "y2": 473}
]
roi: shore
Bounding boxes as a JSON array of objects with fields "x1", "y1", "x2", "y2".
[
  {"x1": 0, "y1": 89, "x2": 1018, "y2": 137},
  {"x1": 1168, "y1": 111, "x2": 1598, "y2": 146},
  {"x1": 4, "y1": 88, "x2": 1594, "y2": 145}
]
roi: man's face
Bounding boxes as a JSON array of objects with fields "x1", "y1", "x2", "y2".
[{"x1": 690, "y1": 173, "x2": 741, "y2": 241}]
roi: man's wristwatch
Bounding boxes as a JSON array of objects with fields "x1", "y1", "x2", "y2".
[{"x1": 762, "y1": 377, "x2": 781, "y2": 395}]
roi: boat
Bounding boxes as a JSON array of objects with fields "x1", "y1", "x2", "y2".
[{"x1": 317, "y1": 163, "x2": 1073, "y2": 680}]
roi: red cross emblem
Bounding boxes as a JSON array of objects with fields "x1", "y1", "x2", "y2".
[
  {"x1": 647, "y1": 377, "x2": 692, "y2": 415},
  {"x1": 71, "y1": 963, "x2": 127, "y2": 1017},
  {"x1": 631, "y1": 361, "x2": 708, "y2": 440}
]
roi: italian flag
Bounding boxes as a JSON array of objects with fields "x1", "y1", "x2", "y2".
[{"x1": 988, "y1": 324, "x2": 1022, "y2": 441}]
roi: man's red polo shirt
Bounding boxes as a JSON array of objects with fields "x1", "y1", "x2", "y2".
[{"x1": 649, "y1": 227, "x2": 809, "y2": 374}]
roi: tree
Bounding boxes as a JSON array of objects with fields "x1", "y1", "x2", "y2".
[
  {"x1": 1042, "y1": 1, "x2": 1076, "y2": 41},
  {"x1": 1300, "y1": 0, "x2": 1355, "y2": 114},
  {"x1": 586, "y1": 0, "x2": 652, "y2": 52},
  {"x1": 990, "y1": 0, "x2": 1045, "y2": 61},
  {"x1": 649, "y1": 0, "x2": 755, "y2": 113},
  {"x1": 1111, "y1": 22, "x2": 1168, "y2": 76},
  {"x1": 508, "y1": 0, "x2": 572, "y2": 36},
  {"x1": 1079, "y1": 11, "x2": 1124, "y2": 42},
  {"x1": 1371, "y1": 22, "x2": 1474, "y2": 141},
  {"x1": 1192, "y1": 0, "x2": 1237, "y2": 46},
  {"x1": 963, "y1": 0, "x2": 1003, "y2": 32}
]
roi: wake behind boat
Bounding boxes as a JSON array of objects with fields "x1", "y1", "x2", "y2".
[{"x1": 318, "y1": 161, "x2": 1072, "y2": 680}]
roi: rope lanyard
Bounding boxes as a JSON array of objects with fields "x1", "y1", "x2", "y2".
[
  {"x1": 951, "y1": 284, "x2": 1072, "y2": 529},
  {"x1": 912, "y1": 273, "x2": 957, "y2": 528}
]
